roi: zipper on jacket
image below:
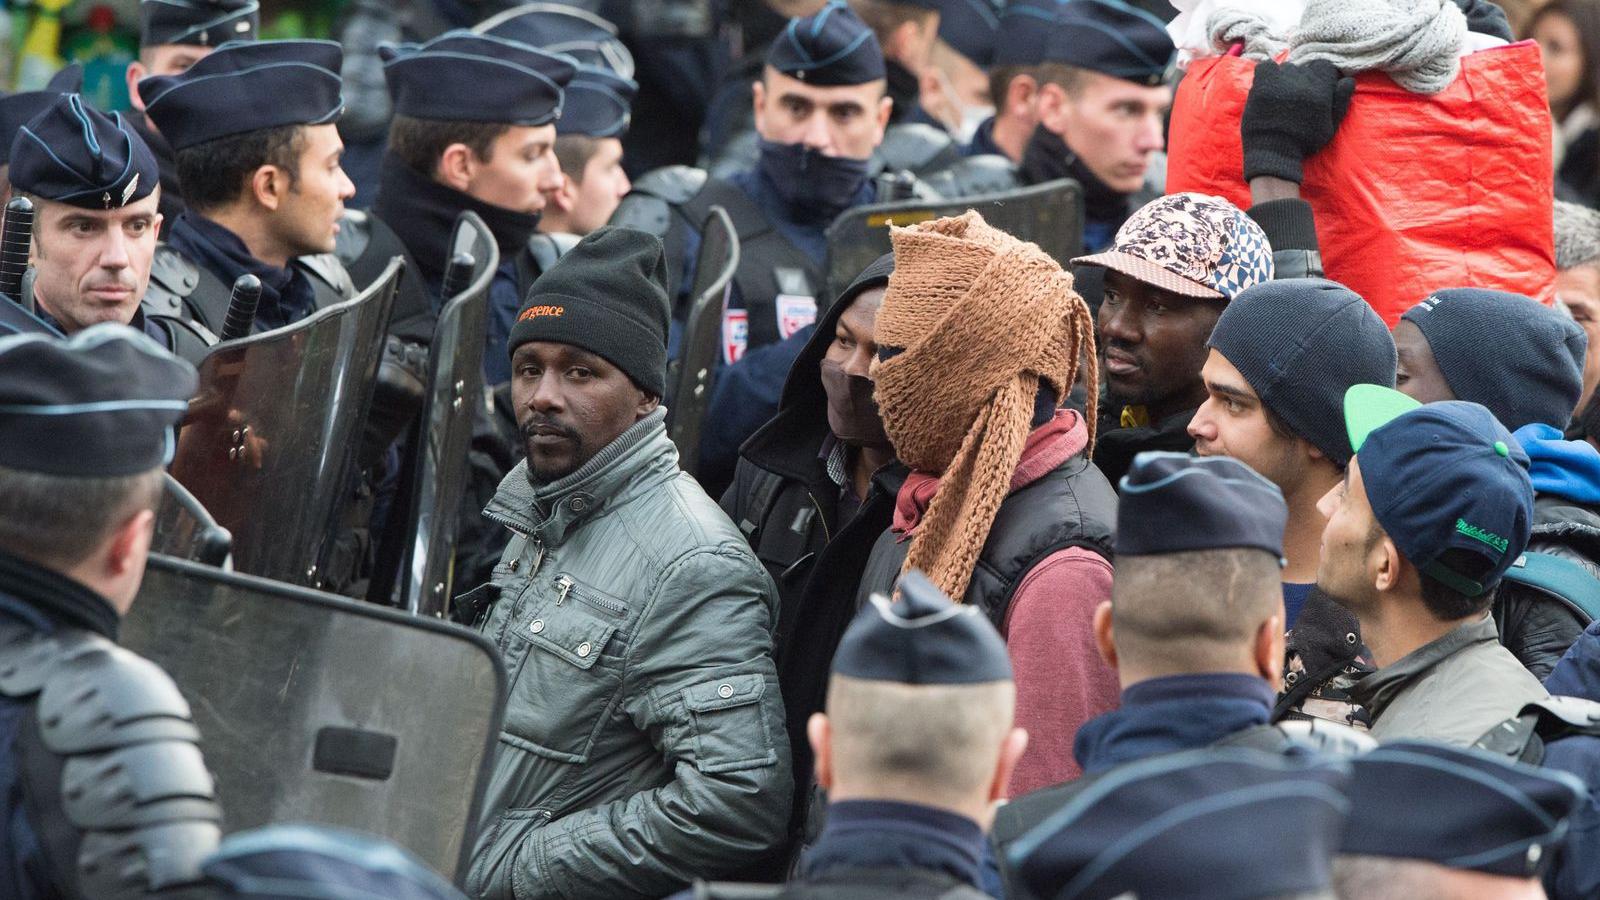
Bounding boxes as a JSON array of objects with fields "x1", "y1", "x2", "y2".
[
  {"x1": 554, "y1": 574, "x2": 627, "y2": 616},
  {"x1": 555, "y1": 575, "x2": 573, "y2": 606}
]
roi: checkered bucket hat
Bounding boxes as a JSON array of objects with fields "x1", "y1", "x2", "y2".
[{"x1": 1073, "y1": 192, "x2": 1273, "y2": 300}]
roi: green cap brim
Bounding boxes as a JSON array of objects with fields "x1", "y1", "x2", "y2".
[{"x1": 1345, "y1": 384, "x2": 1422, "y2": 454}]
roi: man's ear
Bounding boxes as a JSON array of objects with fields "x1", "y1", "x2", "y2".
[
  {"x1": 1374, "y1": 535, "x2": 1402, "y2": 594},
  {"x1": 807, "y1": 713, "x2": 833, "y2": 791},
  {"x1": 250, "y1": 165, "x2": 284, "y2": 211},
  {"x1": 551, "y1": 173, "x2": 579, "y2": 215},
  {"x1": 990, "y1": 727, "x2": 1029, "y2": 804},
  {"x1": 1004, "y1": 73, "x2": 1038, "y2": 117},
  {"x1": 435, "y1": 143, "x2": 476, "y2": 194},
  {"x1": 1256, "y1": 613, "x2": 1285, "y2": 685},
  {"x1": 107, "y1": 508, "x2": 155, "y2": 581},
  {"x1": 637, "y1": 391, "x2": 660, "y2": 418},
  {"x1": 885, "y1": 20, "x2": 917, "y2": 64},
  {"x1": 875, "y1": 94, "x2": 894, "y2": 138},
  {"x1": 125, "y1": 60, "x2": 150, "y2": 112},
  {"x1": 1035, "y1": 81, "x2": 1069, "y2": 133},
  {"x1": 1092, "y1": 599, "x2": 1118, "y2": 670},
  {"x1": 751, "y1": 79, "x2": 769, "y2": 135}
]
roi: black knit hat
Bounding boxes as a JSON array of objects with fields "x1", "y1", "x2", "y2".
[
  {"x1": 1208, "y1": 278, "x2": 1397, "y2": 466},
  {"x1": 508, "y1": 226, "x2": 670, "y2": 396},
  {"x1": 1401, "y1": 288, "x2": 1587, "y2": 431}
]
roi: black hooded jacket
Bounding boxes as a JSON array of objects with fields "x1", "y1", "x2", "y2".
[{"x1": 719, "y1": 255, "x2": 906, "y2": 853}]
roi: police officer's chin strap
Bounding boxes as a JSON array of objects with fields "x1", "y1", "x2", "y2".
[{"x1": 1019, "y1": 124, "x2": 1133, "y2": 228}]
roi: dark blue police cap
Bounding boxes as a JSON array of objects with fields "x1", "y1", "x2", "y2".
[
  {"x1": 558, "y1": 65, "x2": 636, "y2": 138},
  {"x1": 940, "y1": 0, "x2": 1004, "y2": 67},
  {"x1": 1118, "y1": 452, "x2": 1288, "y2": 560},
  {"x1": 768, "y1": 1, "x2": 886, "y2": 86},
  {"x1": 0, "y1": 64, "x2": 82, "y2": 166},
  {"x1": 10, "y1": 93, "x2": 160, "y2": 210},
  {"x1": 140, "y1": 40, "x2": 343, "y2": 151},
  {"x1": 140, "y1": 0, "x2": 259, "y2": 47},
  {"x1": 0, "y1": 324, "x2": 195, "y2": 477},
  {"x1": 203, "y1": 824, "x2": 464, "y2": 899},
  {"x1": 834, "y1": 570, "x2": 1012, "y2": 685},
  {"x1": 1044, "y1": 0, "x2": 1175, "y2": 87},
  {"x1": 1345, "y1": 387, "x2": 1535, "y2": 597},
  {"x1": 381, "y1": 31, "x2": 576, "y2": 127},
  {"x1": 1010, "y1": 748, "x2": 1352, "y2": 900},
  {"x1": 475, "y1": 2, "x2": 636, "y2": 78},
  {"x1": 1344, "y1": 742, "x2": 1584, "y2": 878},
  {"x1": 994, "y1": 0, "x2": 1063, "y2": 68}
]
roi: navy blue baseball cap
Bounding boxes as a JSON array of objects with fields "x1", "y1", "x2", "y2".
[
  {"x1": 940, "y1": 0, "x2": 1004, "y2": 67},
  {"x1": 994, "y1": 0, "x2": 1063, "y2": 68},
  {"x1": 1044, "y1": 0, "x2": 1174, "y2": 87},
  {"x1": 0, "y1": 64, "x2": 82, "y2": 166},
  {"x1": 10, "y1": 93, "x2": 160, "y2": 210},
  {"x1": 1345, "y1": 385, "x2": 1535, "y2": 596},
  {"x1": 834, "y1": 570, "x2": 1013, "y2": 685},
  {"x1": 0, "y1": 324, "x2": 195, "y2": 477},
  {"x1": 557, "y1": 65, "x2": 636, "y2": 138},
  {"x1": 381, "y1": 31, "x2": 576, "y2": 127},
  {"x1": 1010, "y1": 748, "x2": 1352, "y2": 900},
  {"x1": 1119, "y1": 452, "x2": 1288, "y2": 561},
  {"x1": 140, "y1": 0, "x2": 258, "y2": 47},
  {"x1": 768, "y1": 1, "x2": 886, "y2": 86},
  {"x1": 475, "y1": 2, "x2": 635, "y2": 78},
  {"x1": 140, "y1": 40, "x2": 343, "y2": 151},
  {"x1": 1343, "y1": 742, "x2": 1584, "y2": 878}
]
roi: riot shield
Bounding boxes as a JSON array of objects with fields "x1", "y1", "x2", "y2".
[
  {"x1": 395, "y1": 212, "x2": 497, "y2": 617},
  {"x1": 821, "y1": 178, "x2": 1085, "y2": 305},
  {"x1": 158, "y1": 257, "x2": 403, "y2": 589},
  {"x1": 121, "y1": 553, "x2": 505, "y2": 884},
  {"x1": 666, "y1": 205, "x2": 738, "y2": 474}
]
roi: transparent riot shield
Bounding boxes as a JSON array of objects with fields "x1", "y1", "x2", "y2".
[
  {"x1": 395, "y1": 212, "x2": 497, "y2": 617},
  {"x1": 822, "y1": 178, "x2": 1085, "y2": 305},
  {"x1": 158, "y1": 258, "x2": 404, "y2": 589},
  {"x1": 121, "y1": 553, "x2": 505, "y2": 885},
  {"x1": 665, "y1": 205, "x2": 739, "y2": 474}
]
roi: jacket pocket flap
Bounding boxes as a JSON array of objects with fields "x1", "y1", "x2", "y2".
[
  {"x1": 526, "y1": 615, "x2": 617, "y2": 671},
  {"x1": 683, "y1": 673, "x2": 766, "y2": 712}
]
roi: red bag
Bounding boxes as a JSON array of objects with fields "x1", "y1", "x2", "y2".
[{"x1": 1167, "y1": 42, "x2": 1555, "y2": 325}]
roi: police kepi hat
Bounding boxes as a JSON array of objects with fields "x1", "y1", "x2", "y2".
[
  {"x1": 833, "y1": 570, "x2": 1013, "y2": 685},
  {"x1": 1009, "y1": 747, "x2": 1351, "y2": 900},
  {"x1": 768, "y1": 0, "x2": 886, "y2": 86},
  {"x1": 9, "y1": 93, "x2": 159, "y2": 210},
  {"x1": 558, "y1": 65, "x2": 637, "y2": 138},
  {"x1": 0, "y1": 325, "x2": 196, "y2": 477},
  {"x1": 140, "y1": 0, "x2": 258, "y2": 47},
  {"x1": 1344, "y1": 386, "x2": 1535, "y2": 596},
  {"x1": 1343, "y1": 741, "x2": 1584, "y2": 878},
  {"x1": 994, "y1": 0, "x2": 1062, "y2": 68},
  {"x1": 1117, "y1": 452, "x2": 1288, "y2": 561},
  {"x1": 1044, "y1": 0, "x2": 1174, "y2": 87},
  {"x1": 382, "y1": 30, "x2": 575, "y2": 127},
  {"x1": 139, "y1": 39, "x2": 343, "y2": 151},
  {"x1": 474, "y1": 2, "x2": 635, "y2": 78}
]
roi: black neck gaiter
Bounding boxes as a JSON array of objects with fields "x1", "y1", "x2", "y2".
[{"x1": 373, "y1": 155, "x2": 542, "y2": 291}]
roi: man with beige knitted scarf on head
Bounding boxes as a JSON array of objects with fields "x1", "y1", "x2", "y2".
[{"x1": 853, "y1": 210, "x2": 1117, "y2": 794}]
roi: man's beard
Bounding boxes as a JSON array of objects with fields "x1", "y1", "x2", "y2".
[{"x1": 520, "y1": 415, "x2": 586, "y2": 483}]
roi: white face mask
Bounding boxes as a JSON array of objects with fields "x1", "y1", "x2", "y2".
[{"x1": 935, "y1": 66, "x2": 995, "y2": 145}]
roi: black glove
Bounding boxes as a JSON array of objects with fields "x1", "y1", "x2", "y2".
[
  {"x1": 1240, "y1": 59, "x2": 1356, "y2": 184},
  {"x1": 1452, "y1": 0, "x2": 1514, "y2": 42}
]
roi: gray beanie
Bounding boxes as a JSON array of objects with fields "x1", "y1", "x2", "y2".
[
  {"x1": 1208, "y1": 278, "x2": 1397, "y2": 466},
  {"x1": 1401, "y1": 289, "x2": 1587, "y2": 431}
]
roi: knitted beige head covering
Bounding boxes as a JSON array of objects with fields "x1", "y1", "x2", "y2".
[{"x1": 873, "y1": 210, "x2": 1098, "y2": 601}]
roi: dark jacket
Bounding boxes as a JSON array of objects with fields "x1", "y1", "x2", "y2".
[
  {"x1": 1092, "y1": 405, "x2": 1196, "y2": 491},
  {"x1": 1538, "y1": 620, "x2": 1600, "y2": 900},
  {"x1": 719, "y1": 281, "x2": 905, "y2": 852}
]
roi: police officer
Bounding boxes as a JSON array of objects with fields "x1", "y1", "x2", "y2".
[
  {"x1": 688, "y1": 571, "x2": 1027, "y2": 899},
  {"x1": 1009, "y1": 747, "x2": 1352, "y2": 900},
  {"x1": 963, "y1": 0, "x2": 1054, "y2": 163},
  {"x1": 615, "y1": 0, "x2": 893, "y2": 369},
  {"x1": 0, "y1": 324, "x2": 221, "y2": 900},
  {"x1": 7, "y1": 92, "x2": 211, "y2": 358},
  {"x1": 123, "y1": 0, "x2": 261, "y2": 233},
  {"x1": 0, "y1": 64, "x2": 82, "y2": 204},
  {"x1": 138, "y1": 40, "x2": 357, "y2": 338},
  {"x1": 1018, "y1": 0, "x2": 1174, "y2": 252},
  {"x1": 1336, "y1": 741, "x2": 1584, "y2": 898},
  {"x1": 336, "y1": 30, "x2": 575, "y2": 376}
]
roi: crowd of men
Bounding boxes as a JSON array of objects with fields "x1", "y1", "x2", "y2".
[{"x1": 5, "y1": 0, "x2": 1600, "y2": 897}]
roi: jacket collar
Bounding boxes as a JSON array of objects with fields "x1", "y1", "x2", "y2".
[
  {"x1": 800, "y1": 799, "x2": 984, "y2": 888},
  {"x1": 1073, "y1": 673, "x2": 1273, "y2": 774},
  {"x1": 1349, "y1": 614, "x2": 1500, "y2": 720},
  {"x1": 0, "y1": 547, "x2": 120, "y2": 640},
  {"x1": 484, "y1": 408, "x2": 673, "y2": 545}
]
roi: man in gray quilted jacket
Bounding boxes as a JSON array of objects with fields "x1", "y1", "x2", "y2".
[{"x1": 460, "y1": 226, "x2": 791, "y2": 900}]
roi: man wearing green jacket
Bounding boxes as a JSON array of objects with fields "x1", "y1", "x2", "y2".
[{"x1": 460, "y1": 226, "x2": 791, "y2": 900}]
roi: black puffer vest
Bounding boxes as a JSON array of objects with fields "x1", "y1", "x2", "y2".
[{"x1": 854, "y1": 448, "x2": 1116, "y2": 629}]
